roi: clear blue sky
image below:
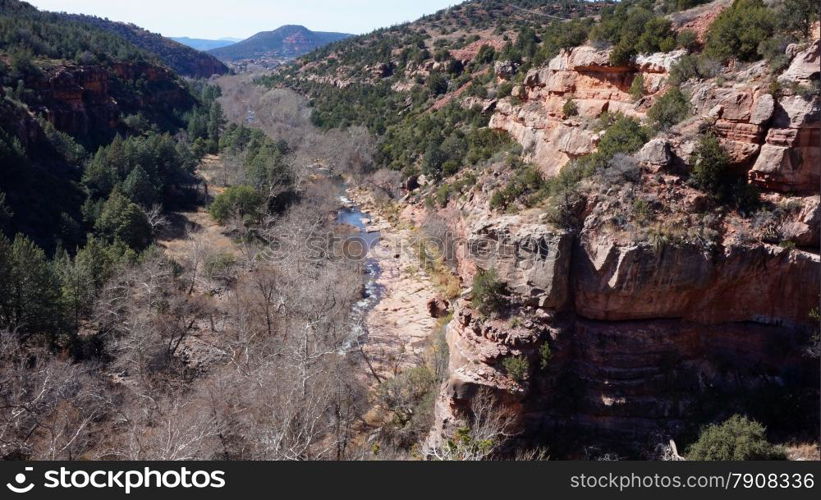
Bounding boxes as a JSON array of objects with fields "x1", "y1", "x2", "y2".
[{"x1": 26, "y1": 0, "x2": 459, "y2": 39}]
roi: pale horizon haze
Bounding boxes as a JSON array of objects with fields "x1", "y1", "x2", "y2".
[{"x1": 25, "y1": 0, "x2": 459, "y2": 39}]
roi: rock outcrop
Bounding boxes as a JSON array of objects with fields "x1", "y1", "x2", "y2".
[
  {"x1": 489, "y1": 45, "x2": 681, "y2": 176},
  {"x1": 25, "y1": 62, "x2": 194, "y2": 145},
  {"x1": 687, "y1": 40, "x2": 820, "y2": 194},
  {"x1": 573, "y1": 237, "x2": 819, "y2": 326}
]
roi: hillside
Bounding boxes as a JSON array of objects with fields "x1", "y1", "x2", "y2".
[
  {"x1": 1, "y1": 0, "x2": 200, "y2": 251},
  {"x1": 172, "y1": 37, "x2": 239, "y2": 51},
  {"x1": 208, "y1": 25, "x2": 352, "y2": 64},
  {"x1": 259, "y1": 0, "x2": 821, "y2": 458},
  {"x1": 60, "y1": 14, "x2": 230, "y2": 78}
]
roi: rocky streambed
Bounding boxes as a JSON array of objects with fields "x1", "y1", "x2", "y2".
[{"x1": 341, "y1": 189, "x2": 442, "y2": 382}]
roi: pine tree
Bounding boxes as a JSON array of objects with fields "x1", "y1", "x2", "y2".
[
  {"x1": 122, "y1": 165, "x2": 158, "y2": 207},
  {"x1": 0, "y1": 234, "x2": 62, "y2": 337}
]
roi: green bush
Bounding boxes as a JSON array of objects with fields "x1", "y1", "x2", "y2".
[
  {"x1": 647, "y1": 88, "x2": 690, "y2": 130},
  {"x1": 476, "y1": 45, "x2": 496, "y2": 64},
  {"x1": 562, "y1": 99, "x2": 578, "y2": 117},
  {"x1": 687, "y1": 415, "x2": 786, "y2": 461},
  {"x1": 204, "y1": 252, "x2": 237, "y2": 281},
  {"x1": 596, "y1": 114, "x2": 650, "y2": 160},
  {"x1": 471, "y1": 268, "x2": 507, "y2": 316},
  {"x1": 677, "y1": 30, "x2": 699, "y2": 52},
  {"x1": 780, "y1": 0, "x2": 820, "y2": 37},
  {"x1": 208, "y1": 186, "x2": 264, "y2": 225},
  {"x1": 497, "y1": 82, "x2": 514, "y2": 98},
  {"x1": 489, "y1": 164, "x2": 545, "y2": 211},
  {"x1": 590, "y1": 2, "x2": 677, "y2": 65},
  {"x1": 502, "y1": 356, "x2": 529, "y2": 383},
  {"x1": 376, "y1": 366, "x2": 437, "y2": 449},
  {"x1": 95, "y1": 191, "x2": 152, "y2": 250},
  {"x1": 690, "y1": 134, "x2": 731, "y2": 200},
  {"x1": 427, "y1": 73, "x2": 449, "y2": 96},
  {"x1": 0, "y1": 234, "x2": 62, "y2": 337},
  {"x1": 629, "y1": 74, "x2": 645, "y2": 100},
  {"x1": 539, "y1": 343, "x2": 552, "y2": 371},
  {"x1": 668, "y1": 54, "x2": 721, "y2": 85},
  {"x1": 705, "y1": 0, "x2": 775, "y2": 62}
]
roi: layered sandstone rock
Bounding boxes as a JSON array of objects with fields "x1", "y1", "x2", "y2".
[
  {"x1": 489, "y1": 45, "x2": 681, "y2": 176},
  {"x1": 573, "y1": 235, "x2": 820, "y2": 326},
  {"x1": 467, "y1": 216, "x2": 573, "y2": 310}
]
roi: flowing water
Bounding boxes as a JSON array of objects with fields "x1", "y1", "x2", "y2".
[{"x1": 337, "y1": 194, "x2": 384, "y2": 349}]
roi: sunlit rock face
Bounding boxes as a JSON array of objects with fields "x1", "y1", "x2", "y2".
[{"x1": 429, "y1": 29, "x2": 820, "y2": 457}]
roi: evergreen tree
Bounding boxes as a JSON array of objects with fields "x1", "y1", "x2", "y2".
[
  {"x1": 95, "y1": 191, "x2": 152, "y2": 250},
  {"x1": 0, "y1": 234, "x2": 62, "y2": 337},
  {"x1": 122, "y1": 165, "x2": 158, "y2": 207}
]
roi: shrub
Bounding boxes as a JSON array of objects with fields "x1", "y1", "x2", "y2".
[
  {"x1": 668, "y1": 54, "x2": 721, "y2": 85},
  {"x1": 476, "y1": 45, "x2": 496, "y2": 64},
  {"x1": 647, "y1": 88, "x2": 690, "y2": 130},
  {"x1": 705, "y1": 0, "x2": 775, "y2": 62},
  {"x1": 489, "y1": 164, "x2": 545, "y2": 211},
  {"x1": 690, "y1": 134, "x2": 731, "y2": 201},
  {"x1": 780, "y1": 0, "x2": 820, "y2": 38},
  {"x1": 635, "y1": 17, "x2": 677, "y2": 54},
  {"x1": 592, "y1": 4, "x2": 677, "y2": 65},
  {"x1": 629, "y1": 74, "x2": 645, "y2": 100},
  {"x1": 471, "y1": 268, "x2": 507, "y2": 316},
  {"x1": 376, "y1": 366, "x2": 437, "y2": 449},
  {"x1": 502, "y1": 356, "x2": 529, "y2": 383},
  {"x1": 544, "y1": 187, "x2": 583, "y2": 230},
  {"x1": 209, "y1": 186, "x2": 264, "y2": 224},
  {"x1": 609, "y1": 41, "x2": 636, "y2": 66},
  {"x1": 427, "y1": 73, "x2": 449, "y2": 96},
  {"x1": 539, "y1": 343, "x2": 552, "y2": 371},
  {"x1": 602, "y1": 154, "x2": 641, "y2": 185},
  {"x1": 94, "y1": 192, "x2": 152, "y2": 250},
  {"x1": 687, "y1": 415, "x2": 786, "y2": 460},
  {"x1": 677, "y1": 30, "x2": 699, "y2": 52},
  {"x1": 204, "y1": 252, "x2": 237, "y2": 282},
  {"x1": 562, "y1": 99, "x2": 578, "y2": 117},
  {"x1": 497, "y1": 82, "x2": 514, "y2": 98},
  {"x1": 596, "y1": 115, "x2": 650, "y2": 159}
]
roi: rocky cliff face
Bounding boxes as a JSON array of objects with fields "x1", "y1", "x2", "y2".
[
  {"x1": 24, "y1": 62, "x2": 194, "y2": 145},
  {"x1": 489, "y1": 46, "x2": 683, "y2": 176},
  {"x1": 427, "y1": 34, "x2": 820, "y2": 458},
  {"x1": 491, "y1": 40, "x2": 820, "y2": 196}
]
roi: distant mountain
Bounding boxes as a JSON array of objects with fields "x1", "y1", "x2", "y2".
[
  {"x1": 208, "y1": 25, "x2": 352, "y2": 62},
  {"x1": 172, "y1": 37, "x2": 237, "y2": 51},
  {"x1": 61, "y1": 14, "x2": 231, "y2": 78}
]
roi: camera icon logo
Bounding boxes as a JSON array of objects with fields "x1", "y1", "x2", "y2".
[{"x1": 6, "y1": 467, "x2": 35, "y2": 494}]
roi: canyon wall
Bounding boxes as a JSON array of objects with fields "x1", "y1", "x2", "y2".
[
  {"x1": 24, "y1": 62, "x2": 194, "y2": 145},
  {"x1": 428, "y1": 38, "x2": 820, "y2": 458}
]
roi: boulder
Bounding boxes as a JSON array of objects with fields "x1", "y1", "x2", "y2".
[
  {"x1": 634, "y1": 49, "x2": 687, "y2": 73},
  {"x1": 494, "y1": 60, "x2": 518, "y2": 80},
  {"x1": 637, "y1": 138, "x2": 673, "y2": 169},
  {"x1": 779, "y1": 39, "x2": 821, "y2": 85}
]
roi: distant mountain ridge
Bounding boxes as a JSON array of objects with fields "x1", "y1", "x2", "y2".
[
  {"x1": 208, "y1": 25, "x2": 352, "y2": 62},
  {"x1": 172, "y1": 37, "x2": 238, "y2": 51},
  {"x1": 60, "y1": 14, "x2": 231, "y2": 78}
]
